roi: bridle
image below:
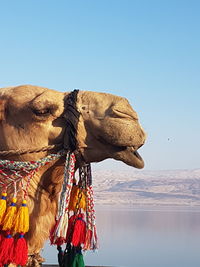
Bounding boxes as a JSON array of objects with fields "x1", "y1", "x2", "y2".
[
  {"x1": 0, "y1": 143, "x2": 63, "y2": 157},
  {"x1": 0, "y1": 89, "x2": 83, "y2": 192},
  {"x1": 0, "y1": 88, "x2": 87, "y2": 169},
  {"x1": 0, "y1": 89, "x2": 80, "y2": 157}
]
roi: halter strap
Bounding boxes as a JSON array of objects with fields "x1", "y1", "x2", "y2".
[{"x1": 0, "y1": 143, "x2": 63, "y2": 157}]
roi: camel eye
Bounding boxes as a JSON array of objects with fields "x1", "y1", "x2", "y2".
[{"x1": 31, "y1": 108, "x2": 51, "y2": 117}]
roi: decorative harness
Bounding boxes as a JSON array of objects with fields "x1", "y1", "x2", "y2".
[{"x1": 0, "y1": 90, "x2": 98, "y2": 267}]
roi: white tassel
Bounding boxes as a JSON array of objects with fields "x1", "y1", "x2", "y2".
[{"x1": 51, "y1": 152, "x2": 75, "y2": 244}]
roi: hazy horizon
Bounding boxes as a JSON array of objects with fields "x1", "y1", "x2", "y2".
[{"x1": 92, "y1": 159, "x2": 200, "y2": 172}]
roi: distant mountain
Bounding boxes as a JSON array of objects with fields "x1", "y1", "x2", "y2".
[{"x1": 91, "y1": 169, "x2": 200, "y2": 206}]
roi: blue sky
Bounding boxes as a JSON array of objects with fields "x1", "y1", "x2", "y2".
[{"x1": 0, "y1": 0, "x2": 199, "y2": 170}]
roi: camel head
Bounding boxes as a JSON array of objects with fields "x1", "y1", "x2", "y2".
[
  {"x1": 0, "y1": 85, "x2": 146, "y2": 168},
  {"x1": 76, "y1": 91, "x2": 146, "y2": 168}
]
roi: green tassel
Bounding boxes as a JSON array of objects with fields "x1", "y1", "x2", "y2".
[
  {"x1": 63, "y1": 245, "x2": 75, "y2": 267},
  {"x1": 63, "y1": 245, "x2": 85, "y2": 267},
  {"x1": 72, "y1": 253, "x2": 85, "y2": 267}
]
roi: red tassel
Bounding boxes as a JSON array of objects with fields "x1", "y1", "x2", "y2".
[
  {"x1": 66, "y1": 214, "x2": 77, "y2": 243},
  {"x1": 0, "y1": 231, "x2": 14, "y2": 265},
  {"x1": 0, "y1": 230, "x2": 4, "y2": 245},
  {"x1": 12, "y1": 233, "x2": 28, "y2": 266},
  {"x1": 50, "y1": 219, "x2": 66, "y2": 246},
  {"x1": 72, "y1": 213, "x2": 86, "y2": 247}
]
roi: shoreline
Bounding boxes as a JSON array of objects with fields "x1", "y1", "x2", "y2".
[{"x1": 95, "y1": 204, "x2": 200, "y2": 212}]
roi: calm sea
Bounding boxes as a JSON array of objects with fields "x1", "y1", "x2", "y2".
[{"x1": 42, "y1": 206, "x2": 200, "y2": 267}]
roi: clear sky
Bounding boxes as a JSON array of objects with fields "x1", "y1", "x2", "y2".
[{"x1": 0, "y1": 0, "x2": 199, "y2": 170}]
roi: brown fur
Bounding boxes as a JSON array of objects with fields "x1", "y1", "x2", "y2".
[{"x1": 0, "y1": 85, "x2": 146, "y2": 262}]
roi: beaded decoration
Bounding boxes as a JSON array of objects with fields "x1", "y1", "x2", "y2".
[
  {"x1": 0, "y1": 151, "x2": 64, "y2": 266},
  {"x1": 0, "y1": 151, "x2": 98, "y2": 267}
]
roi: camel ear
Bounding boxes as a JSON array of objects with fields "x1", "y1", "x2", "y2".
[{"x1": 0, "y1": 99, "x2": 6, "y2": 121}]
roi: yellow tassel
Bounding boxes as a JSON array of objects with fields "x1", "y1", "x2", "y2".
[
  {"x1": 13, "y1": 199, "x2": 29, "y2": 233},
  {"x1": 2, "y1": 197, "x2": 17, "y2": 231},
  {"x1": 0, "y1": 192, "x2": 7, "y2": 224},
  {"x1": 68, "y1": 185, "x2": 78, "y2": 210},
  {"x1": 68, "y1": 185, "x2": 87, "y2": 211}
]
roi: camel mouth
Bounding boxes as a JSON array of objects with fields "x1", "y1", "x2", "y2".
[
  {"x1": 133, "y1": 150, "x2": 143, "y2": 161},
  {"x1": 89, "y1": 136, "x2": 145, "y2": 168},
  {"x1": 123, "y1": 146, "x2": 144, "y2": 169},
  {"x1": 128, "y1": 146, "x2": 143, "y2": 158},
  {"x1": 112, "y1": 144, "x2": 144, "y2": 168},
  {"x1": 131, "y1": 149, "x2": 144, "y2": 168}
]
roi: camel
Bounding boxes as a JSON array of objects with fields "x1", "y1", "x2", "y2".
[{"x1": 0, "y1": 85, "x2": 146, "y2": 266}]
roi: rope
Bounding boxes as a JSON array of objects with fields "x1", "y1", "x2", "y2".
[
  {"x1": 0, "y1": 151, "x2": 64, "y2": 170},
  {"x1": 0, "y1": 151, "x2": 65, "y2": 190},
  {"x1": 0, "y1": 143, "x2": 63, "y2": 157},
  {"x1": 51, "y1": 152, "x2": 76, "y2": 243}
]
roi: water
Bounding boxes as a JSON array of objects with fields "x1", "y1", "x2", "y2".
[{"x1": 42, "y1": 206, "x2": 200, "y2": 267}]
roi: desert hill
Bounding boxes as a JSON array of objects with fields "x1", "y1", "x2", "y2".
[{"x1": 91, "y1": 168, "x2": 200, "y2": 206}]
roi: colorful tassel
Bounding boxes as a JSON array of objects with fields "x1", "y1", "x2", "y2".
[
  {"x1": 0, "y1": 231, "x2": 14, "y2": 265},
  {"x1": 58, "y1": 209, "x2": 69, "y2": 242},
  {"x1": 11, "y1": 200, "x2": 29, "y2": 266},
  {"x1": 0, "y1": 192, "x2": 7, "y2": 224},
  {"x1": 68, "y1": 186, "x2": 87, "y2": 212},
  {"x1": 57, "y1": 245, "x2": 64, "y2": 267},
  {"x1": 0, "y1": 229, "x2": 5, "y2": 245},
  {"x1": 13, "y1": 199, "x2": 29, "y2": 233},
  {"x1": 66, "y1": 214, "x2": 77, "y2": 243},
  {"x1": 68, "y1": 183, "x2": 78, "y2": 211},
  {"x1": 72, "y1": 214, "x2": 86, "y2": 247},
  {"x1": 62, "y1": 245, "x2": 85, "y2": 267},
  {"x1": 2, "y1": 198, "x2": 17, "y2": 231},
  {"x1": 0, "y1": 231, "x2": 3, "y2": 244},
  {"x1": 63, "y1": 244, "x2": 75, "y2": 267},
  {"x1": 12, "y1": 233, "x2": 28, "y2": 266},
  {"x1": 50, "y1": 219, "x2": 66, "y2": 246},
  {"x1": 50, "y1": 210, "x2": 69, "y2": 246},
  {"x1": 71, "y1": 252, "x2": 85, "y2": 267}
]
